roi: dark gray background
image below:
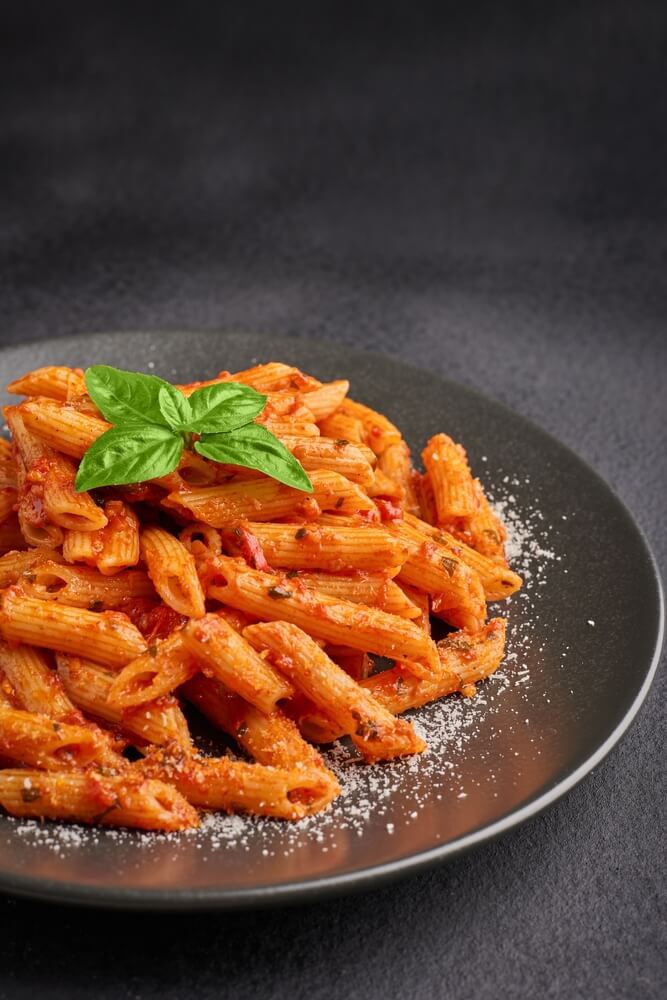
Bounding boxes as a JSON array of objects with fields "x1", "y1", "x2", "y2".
[{"x1": 0, "y1": 2, "x2": 665, "y2": 998}]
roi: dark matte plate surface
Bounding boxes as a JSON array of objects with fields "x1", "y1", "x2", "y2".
[{"x1": 0, "y1": 331, "x2": 662, "y2": 909}]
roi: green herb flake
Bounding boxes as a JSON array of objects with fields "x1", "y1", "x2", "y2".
[
  {"x1": 147, "y1": 645, "x2": 158, "y2": 658},
  {"x1": 295, "y1": 527, "x2": 307, "y2": 539},
  {"x1": 21, "y1": 786, "x2": 41, "y2": 803},
  {"x1": 268, "y1": 586, "x2": 292, "y2": 600}
]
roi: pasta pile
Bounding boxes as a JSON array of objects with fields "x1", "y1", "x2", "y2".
[{"x1": 0, "y1": 363, "x2": 521, "y2": 831}]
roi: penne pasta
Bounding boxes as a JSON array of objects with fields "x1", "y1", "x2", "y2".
[
  {"x1": 107, "y1": 630, "x2": 196, "y2": 709},
  {"x1": 422, "y1": 433, "x2": 477, "y2": 520},
  {"x1": 0, "y1": 588, "x2": 147, "y2": 667},
  {"x1": 181, "y1": 673, "x2": 334, "y2": 776},
  {"x1": 164, "y1": 468, "x2": 376, "y2": 525},
  {"x1": 289, "y1": 571, "x2": 421, "y2": 618},
  {"x1": 0, "y1": 358, "x2": 519, "y2": 830},
  {"x1": 0, "y1": 704, "x2": 106, "y2": 770},
  {"x1": 300, "y1": 619, "x2": 507, "y2": 742},
  {"x1": 56, "y1": 654, "x2": 192, "y2": 750},
  {"x1": 403, "y1": 513, "x2": 521, "y2": 599},
  {"x1": 278, "y1": 436, "x2": 375, "y2": 487},
  {"x1": 63, "y1": 500, "x2": 141, "y2": 576},
  {"x1": 244, "y1": 621, "x2": 425, "y2": 761},
  {"x1": 7, "y1": 366, "x2": 87, "y2": 401},
  {"x1": 0, "y1": 546, "x2": 65, "y2": 588},
  {"x1": 136, "y1": 746, "x2": 337, "y2": 819},
  {"x1": 243, "y1": 521, "x2": 408, "y2": 572},
  {"x1": 0, "y1": 769, "x2": 198, "y2": 830},
  {"x1": 140, "y1": 527, "x2": 206, "y2": 618},
  {"x1": 337, "y1": 399, "x2": 402, "y2": 455},
  {"x1": 204, "y1": 556, "x2": 440, "y2": 676},
  {"x1": 181, "y1": 614, "x2": 293, "y2": 713},
  {"x1": 20, "y1": 561, "x2": 155, "y2": 609}
]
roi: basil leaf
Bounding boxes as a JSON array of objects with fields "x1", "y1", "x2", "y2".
[
  {"x1": 158, "y1": 384, "x2": 192, "y2": 429},
  {"x1": 195, "y1": 424, "x2": 313, "y2": 492},
  {"x1": 85, "y1": 366, "x2": 174, "y2": 426},
  {"x1": 75, "y1": 425, "x2": 183, "y2": 492},
  {"x1": 186, "y1": 382, "x2": 267, "y2": 433}
]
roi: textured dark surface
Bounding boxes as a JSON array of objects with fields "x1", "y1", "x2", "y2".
[{"x1": 0, "y1": 2, "x2": 665, "y2": 998}]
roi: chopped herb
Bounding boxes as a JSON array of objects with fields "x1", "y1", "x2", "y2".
[
  {"x1": 23, "y1": 573, "x2": 36, "y2": 583},
  {"x1": 295, "y1": 527, "x2": 307, "y2": 539},
  {"x1": 334, "y1": 438, "x2": 349, "y2": 448},
  {"x1": 52, "y1": 722, "x2": 61, "y2": 732},
  {"x1": 441, "y1": 556, "x2": 458, "y2": 577},
  {"x1": 268, "y1": 586, "x2": 292, "y2": 599},
  {"x1": 21, "y1": 786, "x2": 41, "y2": 803},
  {"x1": 335, "y1": 496, "x2": 345, "y2": 508},
  {"x1": 286, "y1": 570, "x2": 299, "y2": 579},
  {"x1": 88, "y1": 600, "x2": 105, "y2": 612},
  {"x1": 147, "y1": 645, "x2": 158, "y2": 658}
]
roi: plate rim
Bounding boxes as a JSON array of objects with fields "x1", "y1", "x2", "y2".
[{"x1": 0, "y1": 330, "x2": 663, "y2": 910}]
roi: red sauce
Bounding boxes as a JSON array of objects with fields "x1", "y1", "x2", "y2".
[
  {"x1": 374, "y1": 497, "x2": 403, "y2": 522},
  {"x1": 116, "y1": 597, "x2": 186, "y2": 642}
]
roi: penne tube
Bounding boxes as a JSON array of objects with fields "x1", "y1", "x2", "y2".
[
  {"x1": 0, "y1": 547, "x2": 65, "y2": 588},
  {"x1": 290, "y1": 571, "x2": 421, "y2": 618},
  {"x1": 0, "y1": 641, "x2": 81, "y2": 722},
  {"x1": 7, "y1": 408, "x2": 106, "y2": 534},
  {"x1": 300, "y1": 619, "x2": 507, "y2": 742},
  {"x1": 0, "y1": 588, "x2": 147, "y2": 667},
  {"x1": 244, "y1": 621, "x2": 425, "y2": 761},
  {"x1": 244, "y1": 521, "x2": 409, "y2": 572},
  {"x1": 182, "y1": 614, "x2": 293, "y2": 713},
  {"x1": 165, "y1": 468, "x2": 376, "y2": 526},
  {"x1": 278, "y1": 436, "x2": 375, "y2": 487},
  {"x1": 317, "y1": 411, "x2": 365, "y2": 444},
  {"x1": 181, "y1": 673, "x2": 334, "y2": 775},
  {"x1": 205, "y1": 556, "x2": 440, "y2": 675},
  {"x1": 20, "y1": 561, "x2": 156, "y2": 609},
  {"x1": 56, "y1": 654, "x2": 192, "y2": 750},
  {"x1": 0, "y1": 515, "x2": 28, "y2": 554},
  {"x1": 387, "y1": 518, "x2": 486, "y2": 632},
  {"x1": 378, "y1": 442, "x2": 421, "y2": 515},
  {"x1": 299, "y1": 380, "x2": 350, "y2": 421},
  {"x1": 0, "y1": 769, "x2": 199, "y2": 831},
  {"x1": 0, "y1": 704, "x2": 106, "y2": 770},
  {"x1": 455, "y1": 479, "x2": 508, "y2": 561},
  {"x1": 16, "y1": 397, "x2": 105, "y2": 457},
  {"x1": 422, "y1": 433, "x2": 477, "y2": 519},
  {"x1": 403, "y1": 513, "x2": 521, "y2": 599},
  {"x1": 229, "y1": 363, "x2": 320, "y2": 393},
  {"x1": 7, "y1": 366, "x2": 87, "y2": 401},
  {"x1": 136, "y1": 746, "x2": 337, "y2": 819},
  {"x1": 140, "y1": 527, "x2": 206, "y2": 618},
  {"x1": 107, "y1": 630, "x2": 197, "y2": 709},
  {"x1": 63, "y1": 499, "x2": 140, "y2": 575},
  {"x1": 337, "y1": 399, "x2": 402, "y2": 455}
]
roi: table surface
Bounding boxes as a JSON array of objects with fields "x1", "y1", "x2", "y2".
[{"x1": 0, "y1": 3, "x2": 665, "y2": 998}]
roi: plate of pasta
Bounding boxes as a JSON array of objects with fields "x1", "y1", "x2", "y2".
[{"x1": 0, "y1": 331, "x2": 661, "y2": 909}]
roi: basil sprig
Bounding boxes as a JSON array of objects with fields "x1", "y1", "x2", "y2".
[{"x1": 75, "y1": 365, "x2": 313, "y2": 493}]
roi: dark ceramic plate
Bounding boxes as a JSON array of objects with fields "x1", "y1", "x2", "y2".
[{"x1": 0, "y1": 331, "x2": 662, "y2": 910}]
